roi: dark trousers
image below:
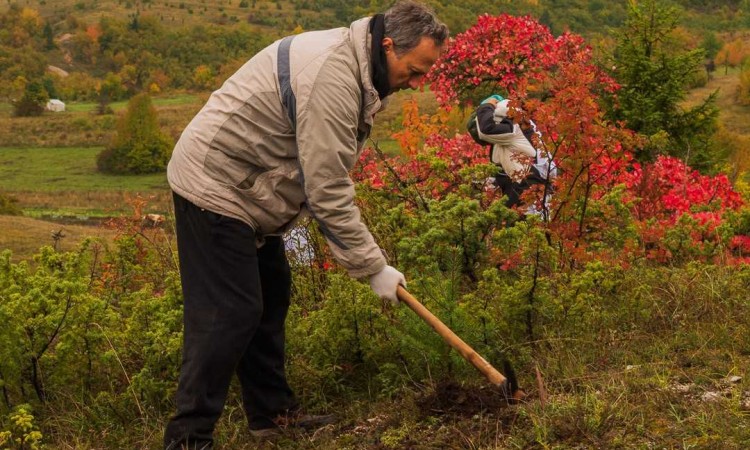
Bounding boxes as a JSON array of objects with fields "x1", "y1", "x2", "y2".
[
  {"x1": 494, "y1": 167, "x2": 550, "y2": 209},
  {"x1": 164, "y1": 193, "x2": 297, "y2": 449}
]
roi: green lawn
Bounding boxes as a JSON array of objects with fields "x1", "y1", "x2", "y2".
[
  {"x1": 63, "y1": 93, "x2": 200, "y2": 113},
  {"x1": 0, "y1": 147, "x2": 168, "y2": 191}
]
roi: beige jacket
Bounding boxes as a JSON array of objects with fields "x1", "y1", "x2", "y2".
[
  {"x1": 167, "y1": 17, "x2": 387, "y2": 278},
  {"x1": 487, "y1": 123, "x2": 536, "y2": 182}
]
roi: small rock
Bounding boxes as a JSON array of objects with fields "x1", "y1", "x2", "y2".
[
  {"x1": 742, "y1": 395, "x2": 750, "y2": 410},
  {"x1": 669, "y1": 383, "x2": 692, "y2": 393},
  {"x1": 727, "y1": 375, "x2": 742, "y2": 384},
  {"x1": 701, "y1": 391, "x2": 723, "y2": 402}
]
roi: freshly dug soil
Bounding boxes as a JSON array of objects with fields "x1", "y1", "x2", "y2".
[{"x1": 416, "y1": 380, "x2": 516, "y2": 417}]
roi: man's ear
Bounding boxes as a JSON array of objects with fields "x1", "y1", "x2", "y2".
[{"x1": 382, "y1": 37, "x2": 394, "y2": 53}]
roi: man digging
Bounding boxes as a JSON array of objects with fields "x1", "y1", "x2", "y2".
[{"x1": 164, "y1": 2, "x2": 449, "y2": 448}]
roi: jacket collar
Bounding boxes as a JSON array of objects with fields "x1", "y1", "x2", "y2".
[{"x1": 350, "y1": 17, "x2": 389, "y2": 125}]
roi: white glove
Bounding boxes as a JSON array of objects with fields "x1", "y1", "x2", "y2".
[{"x1": 369, "y1": 265, "x2": 406, "y2": 306}]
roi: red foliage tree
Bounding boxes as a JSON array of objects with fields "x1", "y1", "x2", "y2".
[{"x1": 357, "y1": 13, "x2": 747, "y2": 265}]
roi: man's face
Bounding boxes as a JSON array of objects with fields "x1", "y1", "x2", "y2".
[{"x1": 383, "y1": 36, "x2": 442, "y2": 94}]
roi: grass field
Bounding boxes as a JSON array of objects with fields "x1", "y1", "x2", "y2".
[
  {"x1": 62, "y1": 93, "x2": 201, "y2": 113},
  {"x1": 0, "y1": 94, "x2": 205, "y2": 148},
  {"x1": 0, "y1": 147, "x2": 168, "y2": 192},
  {"x1": 0, "y1": 145, "x2": 170, "y2": 260},
  {"x1": 684, "y1": 67, "x2": 750, "y2": 135},
  {"x1": 0, "y1": 145, "x2": 171, "y2": 243}
]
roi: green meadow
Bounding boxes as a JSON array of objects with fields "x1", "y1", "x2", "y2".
[
  {"x1": 62, "y1": 93, "x2": 201, "y2": 113},
  {"x1": 0, "y1": 147, "x2": 168, "y2": 192}
]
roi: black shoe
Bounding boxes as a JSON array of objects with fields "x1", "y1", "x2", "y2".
[
  {"x1": 248, "y1": 410, "x2": 337, "y2": 438},
  {"x1": 248, "y1": 415, "x2": 282, "y2": 438},
  {"x1": 278, "y1": 411, "x2": 337, "y2": 430}
]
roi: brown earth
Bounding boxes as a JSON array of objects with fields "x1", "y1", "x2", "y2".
[{"x1": 0, "y1": 214, "x2": 120, "y2": 261}]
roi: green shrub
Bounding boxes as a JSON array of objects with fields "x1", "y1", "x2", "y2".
[
  {"x1": 71, "y1": 116, "x2": 94, "y2": 131},
  {"x1": 12, "y1": 82, "x2": 49, "y2": 117},
  {"x1": 686, "y1": 66, "x2": 709, "y2": 88},
  {"x1": 0, "y1": 193, "x2": 22, "y2": 215},
  {"x1": 0, "y1": 178, "x2": 749, "y2": 447},
  {"x1": 97, "y1": 93, "x2": 172, "y2": 174},
  {"x1": 0, "y1": 404, "x2": 43, "y2": 450}
]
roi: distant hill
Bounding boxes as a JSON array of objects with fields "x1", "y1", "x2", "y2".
[
  {"x1": 3, "y1": 0, "x2": 748, "y2": 37},
  {"x1": 1, "y1": 0, "x2": 748, "y2": 103},
  {"x1": 0, "y1": 0, "x2": 343, "y2": 32}
]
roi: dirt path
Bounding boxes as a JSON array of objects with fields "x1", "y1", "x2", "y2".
[{"x1": 685, "y1": 69, "x2": 750, "y2": 136}]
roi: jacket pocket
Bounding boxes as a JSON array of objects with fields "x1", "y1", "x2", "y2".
[
  {"x1": 203, "y1": 146, "x2": 266, "y2": 187},
  {"x1": 234, "y1": 165, "x2": 265, "y2": 190},
  {"x1": 230, "y1": 165, "x2": 306, "y2": 235}
]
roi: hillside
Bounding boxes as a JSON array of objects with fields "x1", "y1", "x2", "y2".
[
  {"x1": 686, "y1": 67, "x2": 750, "y2": 135},
  {"x1": 2, "y1": 0, "x2": 749, "y2": 102},
  {"x1": 3, "y1": 0, "x2": 748, "y2": 35},
  {"x1": 0, "y1": 0, "x2": 341, "y2": 32}
]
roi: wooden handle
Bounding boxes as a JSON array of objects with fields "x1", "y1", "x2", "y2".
[{"x1": 397, "y1": 285, "x2": 507, "y2": 387}]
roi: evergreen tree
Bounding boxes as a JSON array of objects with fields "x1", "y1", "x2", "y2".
[
  {"x1": 97, "y1": 93, "x2": 172, "y2": 174},
  {"x1": 42, "y1": 76, "x2": 57, "y2": 99},
  {"x1": 700, "y1": 31, "x2": 722, "y2": 62},
  {"x1": 606, "y1": 0, "x2": 719, "y2": 171},
  {"x1": 539, "y1": 9, "x2": 553, "y2": 31},
  {"x1": 13, "y1": 81, "x2": 49, "y2": 117},
  {"x1": 43, "y1": 21, "x2": 55, "y2": 50}
]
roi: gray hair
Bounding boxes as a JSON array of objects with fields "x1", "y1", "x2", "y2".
[{"x1": 384, "y1": 0, "x2": 449, "y2": 56}]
